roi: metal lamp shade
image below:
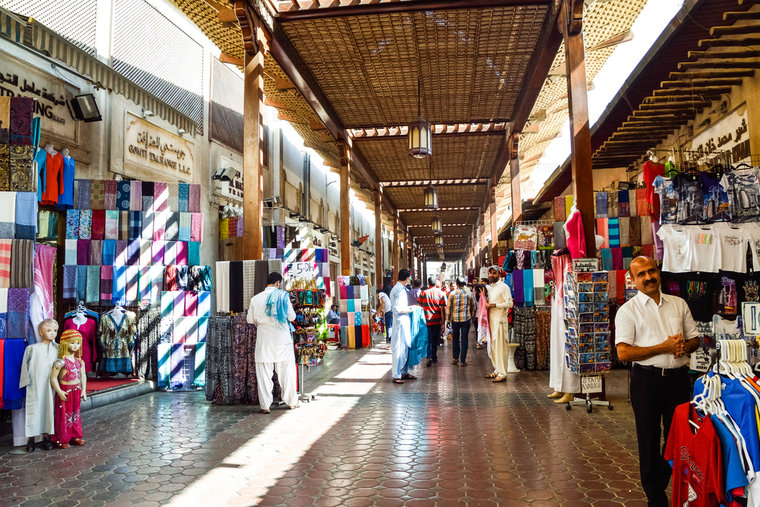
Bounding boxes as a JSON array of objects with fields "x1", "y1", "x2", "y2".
[
  {"x1": 431, "y1": 216, "x2": 442, "y2": 234},
  {"x1": 423, "y1": 185, "x2": 439, "y2": 209},
  {"x1": 408, "y1": 116, "x2": 432, "y2": 158}
]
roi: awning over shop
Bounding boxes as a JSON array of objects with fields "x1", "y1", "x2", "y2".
[{"x1": 0, "y1": 8, "x2": 197, "y2": 135}]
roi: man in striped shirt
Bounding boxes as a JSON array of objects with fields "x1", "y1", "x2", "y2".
[
  {"x1": 417, "y1": 277, "x2": 448, "y2": 367},
  {"x1": 447, "y1": 277, "x2": 475, "y2": 366}
]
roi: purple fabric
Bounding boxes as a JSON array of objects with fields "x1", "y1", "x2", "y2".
[{"x1": 77, "y1": 240, "x2": 91, "y2": 266}]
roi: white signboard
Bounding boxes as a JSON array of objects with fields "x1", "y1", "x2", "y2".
[
  {"x1": 124, "y1": 112, "x2": 194, "y2": 181},
  {"x1": 286, "y1": 261, "x2": 318, "y2": 279},
  {"x1": 573, "y1": 258, "x2": 599, "y2": 272},
  {"x1": 0, "y1": 56, "x2": 77, "y2": 142},
  {"x1": 581, "y1": 375, "x2": 603, "y2": 394},
  {"x1": 689, "y1": 106, "x2": 750, "y2": 164},
  {"x1": 743, "y1": 302, "x2": 760, "y2": 336}
]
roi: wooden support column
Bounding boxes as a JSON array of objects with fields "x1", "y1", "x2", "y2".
[
  {"x1": 339, "y1": 140, "x2": 352, "y2": 275},
  {"x1": 509, "y1": 133, "x2": 522, "y2": 224},
  {"x1": 489, "y1": 191, "x2": 498, "y2": 265},
  {"x1": 392, "y1": 216, "x2": 399, "y2": 280},
  {"x1": 374, "y1": 191, "x2": 383, "y2": 288},
  {"x1": 236, "y1": 2, "x2": 267, "y2": 260},
  {"x1": 561, "y1": 0, "x2": 596, "y2": 257}
]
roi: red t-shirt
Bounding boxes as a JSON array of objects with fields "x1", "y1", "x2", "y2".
[
  {"x1": 643, "y1": 160, "x2": 665, "y2": 218},
  {"x1": 664, "y1": 403, "x2": 726, "y2": 507},
  {"x1": 417, "y1": 287, "x2": 447, "y2": 327}
]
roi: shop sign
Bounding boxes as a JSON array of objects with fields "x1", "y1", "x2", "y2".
[
  {"x1": 0, "y1": 57, "x2": 77, "y2": 142},
  {"x1": 572, "y1": 258, "x2": 599, "y2": 272},
  {"x1": 124, "y1": 112, "x2": 194, "y2": 181},
  {"x1": 742, "y1": 302, "x2": 760, "y2": 336},
  {"x1": 581, "y1": 375, "x2": 602, "y2": 394},
  {"x1": 690, "y1": 106, "x2": 750, "y2": 165},
  {"x1": 286, "y1": 261, "x2": 318, "y2": 279}
]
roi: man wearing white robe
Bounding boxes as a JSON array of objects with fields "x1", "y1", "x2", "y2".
[
  {"x1": 486, "y1": 267, "x2": 513, "y2": 382},
  {"x1": 247, "y1": 272, "x2": 298, "y2": 413},
  {"x1": 19, "y1": 318, "x2": 59, "y2": 451},
  {"x1": 390, "y1": 269, "x2": 414, "y2": 383}
]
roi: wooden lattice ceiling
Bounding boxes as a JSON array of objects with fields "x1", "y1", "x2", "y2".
[{"x1": 384, "y1": 185, "x2": 488, "y2": 210}]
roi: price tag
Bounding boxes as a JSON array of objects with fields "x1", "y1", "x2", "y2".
[{"x1": 581, "y1": 375, "x2": 603, "y2": 394}]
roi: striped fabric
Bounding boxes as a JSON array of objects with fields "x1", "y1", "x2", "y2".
[
  {"x1": 608, "y1": 218, "x2": 621, "y2": 248},
  {"x1": 0, "y1": 239, "x2": 10, "y2": 288}
]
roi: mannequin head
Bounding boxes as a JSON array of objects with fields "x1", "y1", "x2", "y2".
[
  {"x1": 38, "y1": 319, "x2": 58, "y2": 343},
  {"x1": 58, "y1": 329, "x2": 83, "y2": 359}
]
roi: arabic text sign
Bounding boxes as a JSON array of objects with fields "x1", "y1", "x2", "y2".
[
  {"x1": 0, "y1": 57, "x2": 77, "y2": 142},
  {"x1": 124, "y1": 112, "x2": 194, "y2": 180}
]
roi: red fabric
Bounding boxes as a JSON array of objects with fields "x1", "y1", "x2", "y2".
[
  {"x1": 664, "y1": 403, "x2": 725, "y2": 507},
  {"x1": 63, "y1": 317, "x2": 98, "y2": 373},
  {"x1": 0, "y1": 339, "x2": 4, "y2": 409},
  {"x1": 565, "y1": 210, "x2": 586, "y2": 259},
  {"x1": 596, "y1": 218, "x2": 608, "y2": 249},
  {"x1": 642, "y1": 160, "x2": 665, "y2": 218},
  {"x1": 418, "y1": 287, "x2": 447, "y2": 326},
  {"x1": 40, "y1": 152, "x2": 64, "y2": 205},
  {"x1": 91, "y1": 210, "x2": 106, "y2": 240},
  {"x1": 616, "y1": 270, "x2": 626, "y2": 304},
  {"x1": 85, "y1": 378, "x2": 138, "y2": 394},
  {"x1": 52, "y1": 357, "x2": 83, "y2": 446}
]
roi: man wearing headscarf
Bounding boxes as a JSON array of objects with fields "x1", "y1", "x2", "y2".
[
  {"x1": 247, "y1": 272, "x2": 298, "y2": 413},
  {"x1": 486, "y1": 266, "x2": 513, "y2": 382}
]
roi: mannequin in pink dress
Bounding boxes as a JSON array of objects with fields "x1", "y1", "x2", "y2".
[
  {"x1": 563, "y1": 203, "x2": 587, "y2": 259},
  {"x1": 63, "y1": 311, "x2": 97, "y2": 373}
]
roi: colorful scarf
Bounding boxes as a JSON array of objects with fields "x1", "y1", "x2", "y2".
[{"x1": 266, "y1": 288, "x2": 290, "y2": 325}]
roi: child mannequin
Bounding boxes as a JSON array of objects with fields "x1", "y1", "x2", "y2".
[
  {"x1": 19, "y1": 319, "x2": 59, "y2": 452},
  {"x1": 50, "y1": 329, "x2": 87, "y2": 448}
]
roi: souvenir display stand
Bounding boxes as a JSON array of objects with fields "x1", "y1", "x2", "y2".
[
  {"x1": 289, "y1": 280, "x2": 327, "y2": 402},
  {"x1": 563, "y1": 264, "x2": 613, "y2": 413},
  {"x1": 337, "y1": 275, "x2": 370, "y2": 349}
]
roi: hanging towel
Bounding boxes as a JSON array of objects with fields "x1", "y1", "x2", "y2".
[
  {"x1": 184, "y1": 292, "x2": 198, "y2": 317},
  {"x1": 523, "y1": 270, "x2": 534, "y2": 307},
  {"x1": 139, "y1": 267, "x2": 151, "y2": 305},
  {"x1": 114, "y1": 240, "x2": 128, "y2": 266},
  {"x1": 7, "y1": 288, "x2": 29, "y2": 339},
  {"x1": 64, "y1": 239, "x2": 77, "y2": 265},
  {"x1": 188, "y1": 241, "x2": 200, "y2": 266},
  {"x1": 165, "y1": 265, "x2": 179, "y2": 292},
  {"x1": 112, "y1": 266, "x2": 126, "y2": 306},
  {"x1": 166, "y1": 212, "x2": 179, "y2": 241},
  {"x1": 9, "y1": 97, "x2": 33, "y2": 145},
  {"x1": 611, "y1": 247, "x2": 623, "y2": 270},
  {"x1": 0, "y1": 239, "x2": 11, "y2": 288},
  {"x1": 116, "y1": 180, "x2": 131, "y2": 211},
  {"x1": 10, "y1": 239, "x2": 33, "y2": 289},
  {"x1": 216, "y1": 261, "x2": 229, "y2": 313},
  {"x1": 0, "y1": 288, "x2": 6, "y2": 338},
  {"x1": 179, "y1": 212, "x2": 192, "y2": 241},
  {"x1": 125, "y1": 266, "x2": 139, "y2": 305},
  {"x1": 607, "y1": 191, "x2": 618, "y2": 218},
  {"x1": 100, "y1": 265, "x2": 113, "y2": 304},
  {"x1": 596, "y1": 218, "x2": 609, "y2": 249},
  {"x1": 130, "y1": 180, "x2": 142, "y2": 211},
  {"x1": 607, "y1": 218, "x2": 620, "y2": 248},
  {"x1": 512, "y1": 270, "x2": 524, "y2": 307},
  {"x1": 618, "y1": 190, "x2": 630, "y2": 217},
  {"x1": 76, "y1": 179, "x2": 91, "y2": 209},
  {"x1": 141, "y1": 210, "x2": 154, "y2": 240},
  {"x1": 152, "y1": 240, "x2": 166, "y2": 265},
  {"x1": 629, "y1": 189, "x2": 638, "y2": 217},
  {"x1": 129, "y1": 211, "x2": 142, "y2": 240},
  {"x1": 640, "y1": 216, "x2": 653, "y2": 245},
  {"x1": 153, "y1": 210, "x2": 168, "y2": 241},
  {"x1": 164, "y1": 241, "x2": 177, "y2": 265},
  {"x1": 85, "y1": 265, "x2": 100, "y2": 304},
  {"x1": 104, "y1": 209, "x2": 119, "y2": 239},
  {"x1": 629, "y1": 216, "x2": 641, "y2": 245},
  {"x1": 601, "y1": 248, "x2": 613, "y2": 271},
  {"x1": 14, "y1": 192, "x2": 36, "y2": 239},
  {"x1": 188, "y1": 184, "x2": 201, "y2": 212},
  {"x1": 149, "y1": 265, "x2": 164, "y2": 303},
  {"x1": 0, "y1": 191, "x2": 15, "y2": 238},
  {"x1": 563, "y1": 195, "x2": 573, "y2": 219},
  {"x1": 139, "y1": 239, "x2": 152, "y2": 266},
  {"x1": 104, "y1": 180, "x2": 117, "y2": 209},
  {"x1": 219, "y1": 219, "x2": 229, "y2": 240},
  {"x1": 0, "y1": 145, "x2": 8, "y2": 191},
  {"x1": 616, "y1": 270, "x2": 626, "y2": 303},
  {"x1": 533, "y1": 269, "x2": 545, "y2": 306},
  {"x1": 191, "y1": 213, "x2": 203, "y2": 242},
  {"x1": 622, "y1": 246, "x2": 634, "y2": 270},
  {"x1": 127, "y1": 239, "x2": 140, "y2": 266},
  {"x1": 229, "y1": 261, "x2": 244, "y2": 313},
  {"x1": 76, "y1": 265, "x2": 87, "y2": 301},
  {"x1": 167, "y1": 183, "x2": 179, "y2": 211},
  {"x1": 102, "y1": 239, "x2": 116, "y2": 265},
  {"x1": 90, "y1": 179, "x2": 105, "y2": 209},
  {"x1": 242, "y1": 260, "x2": 255, "y2": 308},
  {"x1": 65, "y1": 209, "x2": 79, "y2": 239},
  {"x1": 62, "y1": 265, "x2": 77, "y2": 300},
  {"x1": 89, "y1": 239, "x2": 103, "y2": 265},
  {"x1": 176, "y1": 241, "x2": 188, "y2": 266},
  {"x1": 90, "y1": 209, "x2": 105, "y2": 240},
  {"x1": 119, "y1": 210, "x2": 129, "y2": 240},
  {"x1": 619, "y1": 217, "x2": 630, "y2": 246},
  {"x1": 554, "y1": 196, "x2": 566, "y2": 222},
  {"x1": 142, "y1": 181, "x2": 154, "y2": 211},
  {"x1": 553, "y1": 222, "x2": 567, "y2": 250},
  {"x1": 78, "y1": 209, "x2": 92, "y2": 240},
  {"x1": 153, "y1": 182, "x2": 168, "y2": 212},
  {"x1": 9, "y1": 145, "x2": 34, "y2": 191},
  {"x1": 595, "y1": 192, "x2": 608, "y2": 218},
  {"x1": 198, "y1": 291, "x2": 211, "y2": 317},
  {"x1": 178, "y1": 183, "x2": 189, "y2": 212}
]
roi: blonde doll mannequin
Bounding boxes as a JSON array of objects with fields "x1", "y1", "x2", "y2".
[{"x1": 50, "y1": 329, "x2": 87, "y2": 448}]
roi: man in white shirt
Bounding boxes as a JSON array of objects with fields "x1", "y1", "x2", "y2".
[
  {"x1": 486, "y1": 266, "x2": 513, "y2": 383},
  {"x1": 375, "y1": 288, "x2": 393, "y2": 344},
  {"x1": 247, "y1": 272, "x2": 298, "y2": 414},
  {"x1": 390, "y1": 269, "x2": 414, "y2": 384},
  {"x1": 615, "y1": 256, "x2": 700, "y2": 507}
]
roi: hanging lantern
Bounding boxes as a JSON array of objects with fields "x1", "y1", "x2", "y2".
[
  {"x1": 424, "y1": 185, "x2": 439, "y2": 209},
  {"x1": 434, "y1": 235, "x2": 444, "y2": 247},
  {"x1": 431, "y1": 216, "x2": 442, "y2": 234},
  {"x1": 408, "y1": 116, "x2": 432, "y2": 158}
]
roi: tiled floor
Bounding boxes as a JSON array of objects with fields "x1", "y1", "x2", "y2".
[{"x1": 0, "y1": 337, "x2": 649, "y2": 506}]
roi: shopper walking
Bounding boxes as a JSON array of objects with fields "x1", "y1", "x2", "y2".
[
  {"x1": 247, "y1": 272, "x2": 299, "y2": 414},
  {"x1": 390, "y1": 269, "x2": 415, "y2": 384},
  {"x1": 615, "y1": 256, "x2": 699, "y2": 507},
  {"x1": 417, "y1": 277, "x2": 448, "y2": 367},
  {"x1": 486, "y1": 266, "x2": 513, "y2": 382},
  {"x1": 374, "y1": 286, "x2": 393, "y2": 344},
  {"x1": 447, "y1": 277, "x2": 475, "y2": 366}
]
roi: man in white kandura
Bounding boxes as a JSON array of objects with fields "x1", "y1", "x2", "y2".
[
  {"x1": 486, "y1": 266, "x2": 513, "y2": 383},
  {"x1": 247, "y1": 272, "x2": 299, "y2": 414},
  {"x1": 390, "y1": 269, "x2": 415, "y2": 384}
]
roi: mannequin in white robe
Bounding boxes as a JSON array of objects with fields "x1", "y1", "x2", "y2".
[{"x1": 19, "y1": 319, "x2": 59, "y2": 451}]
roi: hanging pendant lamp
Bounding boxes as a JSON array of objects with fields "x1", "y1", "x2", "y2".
[
  {"x1": 423, "y1": 158, "x2": 438, "y2": 209},
  {"x1": 434, "y1": 235, "x2": 444, "y2": 247},
  {"x1": 431, "y1": 216, "x2": 442, "y2": 234},
  {"x1": 408, "y1": 79, "x2": 432, "y2": 158}
]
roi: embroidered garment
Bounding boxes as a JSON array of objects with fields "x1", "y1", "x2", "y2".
[
  {"x1": 98, "y1": 310, "x2": 137, "y2": 373},
  {"x1": 116, "y1": 180, "x2": 131, "y2": 211},
  {"x1": 9, "y1": 145, "x2": 33, "y2": 191}
]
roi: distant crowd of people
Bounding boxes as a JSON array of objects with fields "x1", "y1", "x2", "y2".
[{"x1": 373, "y1": 266, "x2": 513, "y2": 384}]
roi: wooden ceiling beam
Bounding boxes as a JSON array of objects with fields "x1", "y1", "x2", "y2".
[
  {"x1": 688, "y1": 49, "x2": 760, "y2": 59},
  {"x1": 679, "y1": 60, "x2": 760, "y2": 70},
  {"x1": 309, "y1": 120, "x2": 326, "y2": 131},
  {"x1": 662, "y1": 78, "x2": 743, "y2": 87},
  {"x1": 277, "y1": 0, "x2": 553, "y2": 21},
  {"x1": 668, "y1": 69, "x2": 756, "y2": 80},
  {"x1": 710, "y1": 24, "x2": 760, "y2": 37},
  {"x1": 638, "y1": 101, "x2": 709, "y2": 110},
  {"x1": 699, "y1": 37, "x2": 760, "y2": 49},
  {"x1": 645, "y1": 94, "x2": 722, "y2": 103},
  {"x1": 219, "y1": 52, "x2": 244, "y2": 66},
  {"x1": 654, "y1": 86, "x2": 732, "y2": 95},
  {"x1": 724, "y1": 10, "x2": 760, "y2": 22}
]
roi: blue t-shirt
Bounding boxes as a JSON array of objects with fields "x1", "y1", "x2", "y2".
[
  {"x1": 58, "y1": 155, "x2": 75, "y2": 209},
  {"x1": 710, "y1": 414, "x2": 749, "y2": 503}
]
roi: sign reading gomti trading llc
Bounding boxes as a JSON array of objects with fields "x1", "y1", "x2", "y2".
[{"x1": 124, "y1": 112, "x2": 194, "y2": 181}]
